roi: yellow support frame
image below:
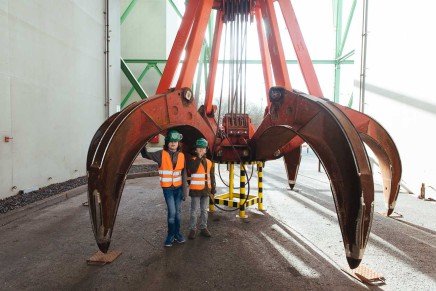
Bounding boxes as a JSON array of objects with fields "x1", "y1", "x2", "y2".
[{"x1": 210, "y1": 161, "x2": 265, "y2": 218}]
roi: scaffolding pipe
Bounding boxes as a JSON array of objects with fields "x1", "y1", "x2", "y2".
[
  {"x1": 104, "y1": 0, "x2": 110, "y2": 118},
  {"x1": 359, "y1": 0, "x2": 369, "y2": 113}
]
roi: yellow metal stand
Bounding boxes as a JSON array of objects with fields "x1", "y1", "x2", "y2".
[
  {"x1": 238, "y1": 163, "x2": 247, "y2": 218},
  {"x1": 213, "y1": 161, "x2": 264, "y2": 218},
  {"x1": 209, "y1": 162, "x2": 216, "y2": 212},
  {"x1": 257, "y1": 162, "x2": 264, "y2": 210},
  {"x1": 229, "y1": 163, "x2": 234, "y2": 201}
]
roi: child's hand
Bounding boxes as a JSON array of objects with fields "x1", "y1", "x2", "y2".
[{"x1": 197, "y1": 148, "x2": 206, "y2": 158}]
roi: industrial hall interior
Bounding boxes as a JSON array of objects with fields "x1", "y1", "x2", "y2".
[{"x1": 1, "y1": 0, "x2": 435, "y2": 290}]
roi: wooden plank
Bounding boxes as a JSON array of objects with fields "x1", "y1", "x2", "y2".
[
  {"x1": 378, "y1": 211, "x2": 403, "y2": 218},
  {"x1": 87, "y1": 250, "x2": 122, "y2": 266}
]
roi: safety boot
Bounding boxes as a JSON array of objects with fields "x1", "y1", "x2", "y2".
[
  {"x1": 188, "y1": 229, "x2": 197, "y2": 240},
  {"x1": 200, "y1": 228, "x2": 211, "y2": 237}
]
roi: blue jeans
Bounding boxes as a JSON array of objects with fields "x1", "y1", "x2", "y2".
[{"x1": 162, "y1": 187, "x2": 183, "y2": 240}]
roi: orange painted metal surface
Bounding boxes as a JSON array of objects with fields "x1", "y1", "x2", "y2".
[
  {"x1": 87, "y1": 88, "x2": 216, "y2": 252},
  {"x1": 156, "y1": 0, "x2": 199, "y2": 94},
  {"x1": 176, "y1": 0, "x2": 215, "y2": 89},
  {"x1": 255, "y1": 5, "x2": 273, "y2": 108},
  {"x1": 251, "y1": 87, "x2": 374, "y2": 268},
  {"x1": 277, "y1": 0, "x2": 323, "y2": 97},
  {"x1": 259, "y1": 0, "x2": 292, "y2": 90}
]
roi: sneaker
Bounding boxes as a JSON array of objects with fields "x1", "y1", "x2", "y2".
[
  {"x1": 164, "y1": 236, "x2": 174, "y2": 247},
  {"x1": 174, "y1": 233, "x2": 185, "y2": 243},
  {"x1": 188, "y1": 229, "x2": 196, "y2": 240},
  {"x1": 200, "y1": 228, "x2": 211, "y2": 237}
]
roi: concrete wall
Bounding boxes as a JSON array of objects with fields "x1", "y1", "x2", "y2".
[
  {"x1": 0, "y1": 0, "x2": 121, "y2": 199},
  {"x1": 353, "y1": 0, "x2": 436, "y2": 196}
]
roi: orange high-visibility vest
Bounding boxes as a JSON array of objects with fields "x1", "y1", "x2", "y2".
[
  {"x1": 190, "y1": 157, "x2": 212, "y2": 190},
  {"x1": 159, "y1": 151, "x2": 185, "y2": 188}
]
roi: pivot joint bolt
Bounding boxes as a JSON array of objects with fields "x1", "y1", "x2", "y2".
[
  {"x1": 183, "y1": 89, "x2": 193, "y2": 101},
  {"x1": 269, "y1": 87, "x2": 284, "y2": 102}
]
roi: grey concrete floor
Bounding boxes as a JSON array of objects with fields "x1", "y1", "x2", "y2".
[{"x1": 0, "y1": 150, "x2": 435, "y2": 290}]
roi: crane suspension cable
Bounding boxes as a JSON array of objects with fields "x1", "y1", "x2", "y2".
[{"x1": 211, "y1": 1, "x2": 254, "y2": 212}]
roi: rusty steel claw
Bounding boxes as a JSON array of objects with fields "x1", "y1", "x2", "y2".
[
  {"x1": 87, "y1": 101, "x2": 143, "y2": 172},
  {"x1": 87, "y1": 88, "x2": 215, "y2": 253},
  {"x1": 282, "y1": 139, "x2": 303, "y2": 190},
  {"x1": 86, "y1": 111, "x2": 120, "y2": 171},
  {"x1": 87, "y1": 105, "x2": 139, "y2": 171},
  {"x1": 251, "y1": 87, "x2": 374, "y2": 269},
  {"x1": 279, "y1": 104, "x2": 402, "y2": 216},
  {"x1": 336, "y1": 106, "x2": 402, "y2": 216}
]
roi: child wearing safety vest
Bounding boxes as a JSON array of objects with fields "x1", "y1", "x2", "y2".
[
  {"x1": 187, "y1": 138, "x2": 216, "y2": 239},
  {"x1": 141, "y1": 129, "x2": 188, "y2": 247}
]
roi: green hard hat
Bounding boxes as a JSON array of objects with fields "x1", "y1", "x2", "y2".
[
  {"x1": 195, "y1": 138, "x2": 208, "y2": 148},
  {"x1": 165, "y1": 129, "x2": 183, "y2": 142}
]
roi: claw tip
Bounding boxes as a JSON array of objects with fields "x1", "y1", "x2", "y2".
[
  {"x1": 346, "y1": 257, "x2": 362, "y2": 269},
  {"x1": 98, "y1": 242, "x2": 110, "y2": 254}
]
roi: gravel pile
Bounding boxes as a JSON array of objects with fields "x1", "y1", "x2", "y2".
[
  {"x1": 128, "y1": 164, "x2": 157, "y2": 174},
  {"x1": 0, "y1": 164, "x2": 157, "y2": 214}
]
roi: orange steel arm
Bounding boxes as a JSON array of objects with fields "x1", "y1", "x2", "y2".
[
  {"x1": 176, "y1": 0, "x2": 215, "y2": 89},
  {"x1": 156, "y1": 0, "x2": 200, "y2": 94},
  {"x1": 259, "y1": 0, "x2": 291, "y2": 90},
  {"x1": 205, "y1": 10, "x2": 224, "y2": 115},
  {"x1": 277, "y1": 0, "x2": 323, "y2": 97},
  {"x1": 255, "y1": 5, "x2": 273, "y2": 108}
]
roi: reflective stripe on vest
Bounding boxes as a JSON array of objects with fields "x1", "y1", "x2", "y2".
[
  {"x1": 189, "y1": 158, "x2": 212, "y2": 190},
  {"x1": 159, "y1": 150, "x2": 185, "y2": 188}
]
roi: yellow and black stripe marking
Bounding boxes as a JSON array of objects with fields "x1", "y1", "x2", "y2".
[
  {"x1": 212, "y1": 193, "x2": 259, "y2": 208},
  {"x1": 258, "y1": 162, "x2": 264, "y2": 210},
  {"x1": 215, "y1": 161, "x2": 261, "y2": 165},
  {"x1": 213, "y1": 161, "x2": 266, "y2": 217},
  {"x1": 239, "y1": 165, "x2": 247, "y2": 218}
]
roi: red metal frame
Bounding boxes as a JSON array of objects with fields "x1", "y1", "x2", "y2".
[
  {"x1": 277, "y1": 0, "x2": 323, "y2": 97},
  {"x1": 176, "y1": 0, "x2": 215, "y2": 89},
  {"x1": 259, "y1": 0, "x2": 291, "y2": 90},
  {"x1": 255, "y1": 5, "x2": 273, "y2": 108},
  {"x1": 156, "y1": 0, "x2": 200, "y2": 94}
]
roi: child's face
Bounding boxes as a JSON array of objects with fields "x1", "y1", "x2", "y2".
[
  {"x1": 168, "y1": 141, "x2": 179, "y2": 151},
  {"x1": 195, "y1": 147, "x2": 206, "y2": 156}
]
